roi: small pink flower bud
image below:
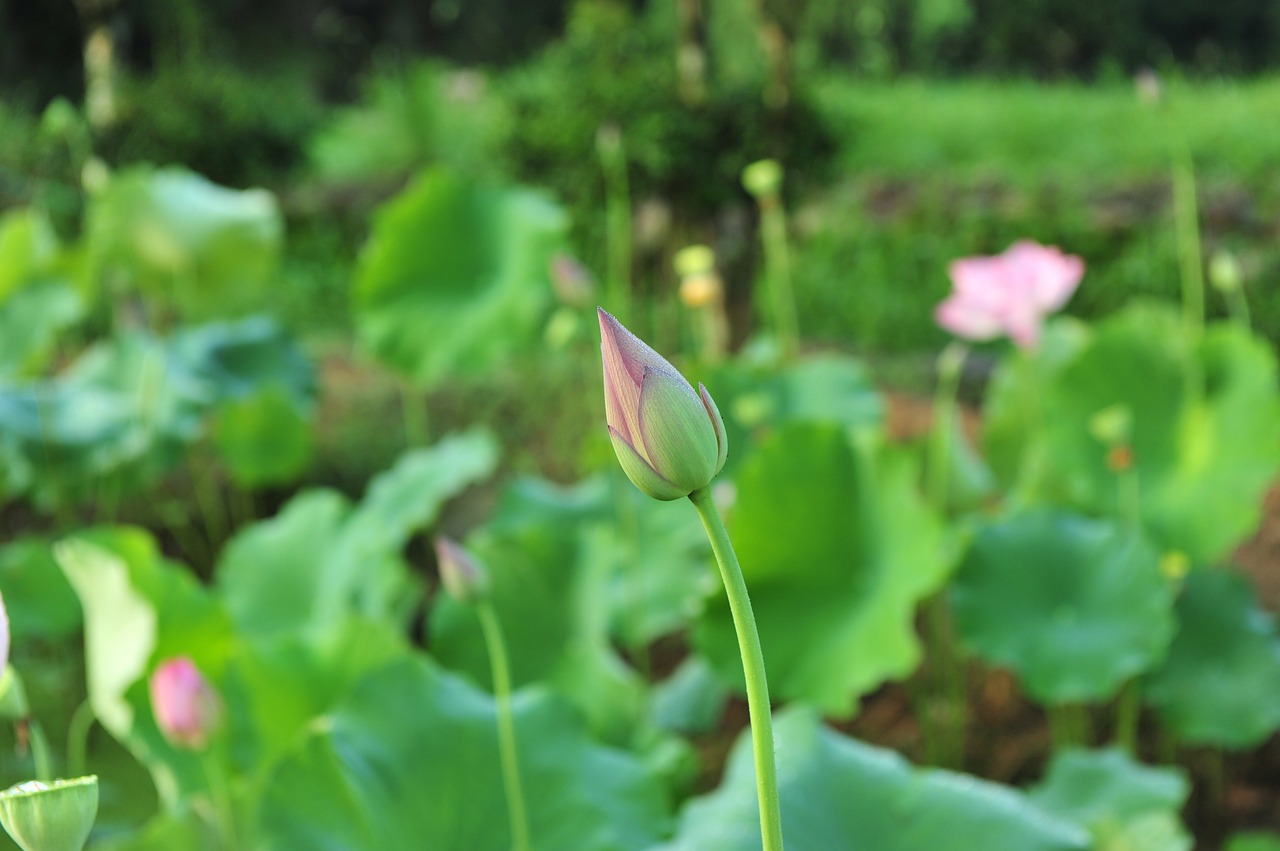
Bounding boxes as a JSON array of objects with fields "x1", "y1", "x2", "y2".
[
  {"x1": 434, "y1": 537, "x2": 491, "y2": 604},
  {"x1": 149, "y1": 658, "x2": 221, "y2": 750},
  {"x1": 598, "y1": 308, "x2": 727, "y2": 500}
]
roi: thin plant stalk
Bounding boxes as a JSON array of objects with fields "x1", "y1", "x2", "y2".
[
  {"x1": 922, "y1": 342, "x2": 968, "y2": 768},
  {"x1": 1224, "y1": 283, "x2": 1252, "y2": 330},
  {"x1": 400, "y1": 379, "x2": 429, "y2": 447},
  {"x1": 1114, "y1": 680, "x2": 1140, "y2": 754},
  {"x1": 66, "y1": 699, "x2": 96, "y2": 778},
  {"x1": 201, "y1": 751, "x2": 237, "y2": 851},
  {"x1": 689, "y1": 486, "x2": 783, "y2": 851},
  {"x1": 757, "y1": 193, "x2": 799, "y2": 362},
  {"x1": 597, "y1": 127, "x2": 633, "y2": 324},
  {"x1": 476, "y1": 601, "x2": 533, "y2": 851},
  {"x1": 27, "y1": 720, "x2": 53, "y2": 782}
]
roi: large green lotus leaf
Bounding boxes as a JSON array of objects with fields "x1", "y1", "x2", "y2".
[
  {"x1": 86, "y1": 167, "x2": 282, "y2": 321},
  {"x1": 54, "y1": 527, "x2": 235, "y2": 807},
  {"x1": 657, "y1": 706, "x2": 1088, "y2": 851},
  {"x1": 353, "y1": 167, "x2": 567, "y2": 386},
  {"x1": 0, "y1": 538, "x2": 81, "y2": 641},
  {"x1": 429, "y1": 475, "x2": 646, "y2": 741},
  {"x1": 952, "y1": 510, "x2": 1175, "y2": 704},
  {"x1": 212, "y1": 384, "x2": 313, "y2": 488},
  {"x1": 223, "y1": 616, "x2": 409, "y2": 770},
  {"x1": 1144, "y1": 324, "x2": 1280, "y2": 561},
  {"x1": 650, "y1": 656, "x2": 729, "y2": 736},
  {"x1": 94, "y1": 810, "x2": 218, "y2": 851},
  {"x1": 166, "y1": 316, "x2": 313, "y2": 410},
  {"x1": 694, "y1": 424, "x2": 948, "y2": 716},
  {"x1": 257, "y1": 656, "x2": 671, "y2": 851},
  {"x1": 1028, "y1": 748, "x2": 1192, "y2": 851},
  {"x1": 1143, "y1": 570, "x2": 1280, "y2": 748},
  {"x1": 0, "y1": 334, "x2": 204, "y2": 508},
  {"x1": 217, "y1": 431, "x2": 497, "y2": 636},
  {"x1": 585, "y1": 477, "x2": 714, "y2": 650},
  {"x1": 985, "y1": 307, "x2": 1280, "y2": 563},
  {"x1": 0, "y1": 282, "x2": 83, "y2": 379}
]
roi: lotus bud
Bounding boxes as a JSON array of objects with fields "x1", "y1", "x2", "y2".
[
  {"x1": 1208, "y1": 250, "x2": 1243, "y2": 294},
  {"x1": 149, "y1": 658, "x2": 221, "y2": 750},
  {"x1": 598, "y1": 308, "x2": 727, "y2": 500},
  {"x1": 0, "y1": 776, "x2": 98, "y2": 851},
  {"x1": 549, "y1": 252, "x2": 596, "y2": 308},
  {"x1": 434, "y1": 537, "x2": 491, "y2": 604},
  {"x1": 741, "y1": 159, "x2": 783, "y2": 199}
]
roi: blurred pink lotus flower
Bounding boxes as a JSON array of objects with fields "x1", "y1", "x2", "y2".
[
  {"x1": 149, "y1": 657, "x2": 221, "y2": 750},
  {"x1": 599, "y1": 308, "x2": 727, "y2": 501},
  {"x1": 936, "y1": 241, "x2": 1084, "y2": 349}
]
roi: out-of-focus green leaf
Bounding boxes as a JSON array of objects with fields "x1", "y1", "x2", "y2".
[
  {"x1": 54, "y1": 528, "x2": 234, "y2": 807},
  {"x1": 0, "y1": 539, "x2": 81, "y2": 641},
  {"x1": 650, "y1": 656, "x2": 728, "y2": 736},
  {"x1": 983, "y1": 307, "x2": 1280, "y2": 563},
  {"x1": 257, "y1": 657, "x2": 671, "y2": 851},
  {"x1": 167, "y1": 316, "x2": 312, "y2": 409},
  {"x1": 952, "y1": 510, "x2": 1175, "y2": 704},
  {"x1": 695, "y1": 424, "x2": 947, "y2": 717},
  {"x1": 217, "y1": 431, "x2": 497, "y2": 637},
  {"x1": 352, "y1": 167, "x2": 567, "y2": 387},
  {"x1": 657, "y1": 706, "x2": 1089, "y2": 850},
  {"x1": 1144, "y1": 570, "x2": 1280, "y2": 748},
  {"x1": 212, "y1": 385, "x2": 312, "y2": 488},
  {"x1": 0, "y1": 283, "x2": 83, "y2": 379},
  {"x1": 0, "y1": 209, "x2": 58, "y2": 304},
  {"x1": 86, "y1": 167, "x2": 282, "y2": 321},
  {"x1": 1227, "y1": 833, "x2": 1280, "y2": 851},
  {"x1": 1028, "y1": 748, "x2": 1192, "y2": 851}
]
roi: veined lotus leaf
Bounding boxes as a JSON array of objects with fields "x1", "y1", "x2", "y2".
[
  {"x1": 1144, "y1": 570, "x2": 1280, "y2": 749},
  {"x1": 656, "y1": 706, "x2": 1088, "y2": 850},
  {"x1": 952, "y1": 509, "x2": 1175, "y2": 704},
  {"x1": 694, "y1": 424, "x2": 948, "y2": 717},
  {"x1": 0, "y1": 538, "x2": 81, "y2": 641},
  {"x1": 257, "y1": 657, "x2": 671, "y2": 851},
  {"x1": 352, "y1": 167, "x2": 567, "y2": 387}
]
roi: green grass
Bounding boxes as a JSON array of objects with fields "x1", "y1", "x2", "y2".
[{"x1": 812, "y1": 75, "x2": 1280, "y2": 185}]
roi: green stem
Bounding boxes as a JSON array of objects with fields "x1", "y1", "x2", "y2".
[
  {"x1": 1171, "y1": 144, "x2": 1204, "y2": 348},
  {"x1": 689, "y1": 487, "x2": 784, "y2": 851},
  {"x1": 201, "y1": 751, "x2": 237, "y2": 851},
  {"x1": 1226, "y1": 285, "x2": 1252, "y2": 330},
  {"x1": 399, "y1": 380, "x2": 428, "y2": 447},
  {"x1": 759, "y1": 195, "x2": 799, "y2": 362},
  {"x1": 476, "y1": 601, "x2": 532, "y2": 851},
  {"x1": 598, "y1": 128, "x2": 632, "y2": 324},
  {"x1": 1114, "y1": 680, "x2": 1139, "y2": 754},
  {"x1": 66, "y1": 699, "x2": 96, "y2": 778},
  {"x1": 28, "y1": 720, "x2": 53, "y2": 782}
]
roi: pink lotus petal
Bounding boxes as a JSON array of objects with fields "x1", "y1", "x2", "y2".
[{"x1": 936, "y1": 293, "x2": 1004, "y2": 341}]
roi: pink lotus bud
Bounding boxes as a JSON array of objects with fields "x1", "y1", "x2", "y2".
[
  {"x1": 598, "y1": 308, "x2": 727, "y2": 500},
  {"x1": 434, "y1": 537, "x2": 491, "y2": 604},
  {"x1": 935, "y1": 240, "x2": 1084, "y2": 349},
  {"x1": 149, "y1": 658, "x2": 221, "y2": 750}
]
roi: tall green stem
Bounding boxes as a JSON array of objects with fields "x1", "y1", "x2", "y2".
[
  {"x1": 758, "y1": 195, "x2": 799, "y2": 362},
  {"x1": 66, "y1": 699, "x2": 96, "y2": 778},
  {"x1": 476, "y1": 601, "x2": 532, "y2": 851},
  {"x1": 28, "y1": 721, "x2": 53, "y2": 783},
  {"x1": 597, "y1": 127, "x2": 632, "y2": 324},
  {"x1": 200, "y1": 751, "x2": 237, "y2": 851},
  {"x1": 689, "y1": 487, "x2": 784, "y2": 851}
]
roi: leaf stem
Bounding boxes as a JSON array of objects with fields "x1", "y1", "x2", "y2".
[
  {"x1": 476, "y1": 600, "x2": 533, "y2": 851},
  {"x1": 757, "y1": 194, "x2": 799, "y2": 362},
  {"x1": 689, "y1": 487, "x2": 784, "y2": 851},
  {"x1": 66, "y1": 699, "x2": 96, "y2": 778}
]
